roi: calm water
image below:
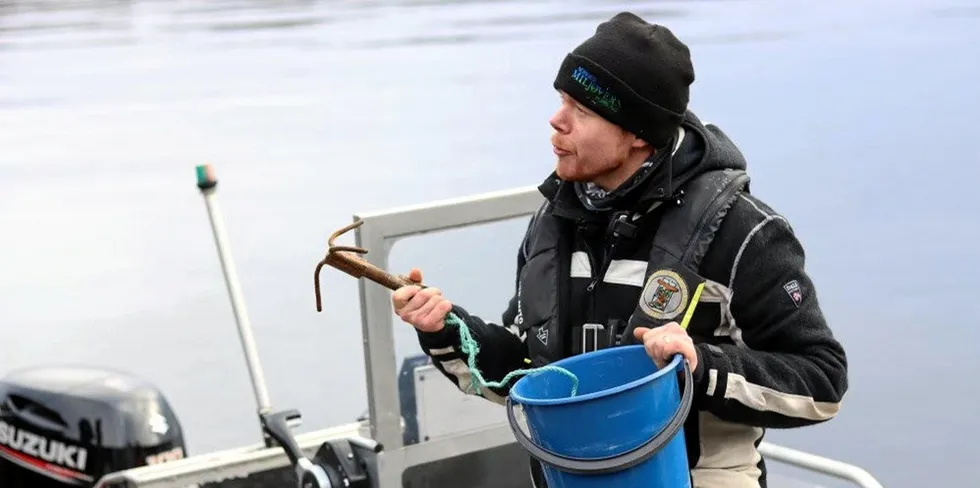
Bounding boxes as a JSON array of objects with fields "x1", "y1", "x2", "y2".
[{"x1": 1, "y1": 0, "x2": 978, "y2": 486}]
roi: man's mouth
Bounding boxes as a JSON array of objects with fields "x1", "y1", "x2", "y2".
[{"x1": 553, "y1": 145, "x2": 572, "y2": 157}]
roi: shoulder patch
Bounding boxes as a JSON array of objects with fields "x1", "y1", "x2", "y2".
[
  {"x1": 783, "y1": 279, "x2": 803, "y2": 307},
  {"x1": 639, "y1": 269, "x2": 689, "y2": 320}
]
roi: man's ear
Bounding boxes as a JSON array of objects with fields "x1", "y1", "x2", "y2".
[{"x1": 631, "y1": 134, "x2": 650, "y2": 150}]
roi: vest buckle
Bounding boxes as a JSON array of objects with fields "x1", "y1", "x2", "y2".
[
  {"x1": 581, "y1": 323, "x2": 605, "y2": 353},
  {"x1": 608, "y1": 212, "x2": 638, "y2": 239}
]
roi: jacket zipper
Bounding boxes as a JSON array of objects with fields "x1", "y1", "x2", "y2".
[
  {"x1": 588, "y1": 239, "x2": 619, "y2": 293},
  {"x1": 589, "y1": 212, "x2": 634, "y2": 292},
  {"x1": 582, "y1": 238, "x2": 599, "y2": 292},
  {"x1": 581, "y1": 212, "x2": 630, "y2": 326},
  {"x1": 577, "y1": 233, "x2": 599, "y2": 325}
]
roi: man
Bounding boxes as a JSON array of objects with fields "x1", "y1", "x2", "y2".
[{"x1": 391, "y1": 12, "x2": 848, "y2": 488}]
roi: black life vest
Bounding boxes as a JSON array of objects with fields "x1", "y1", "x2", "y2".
[{"x1": 516, "y1": 168, "x2": 751, "y2": 366}]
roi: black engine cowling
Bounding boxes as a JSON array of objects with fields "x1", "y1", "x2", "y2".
[{"x1": 0, "y1": 366, "x2": 187, "y2": 487}]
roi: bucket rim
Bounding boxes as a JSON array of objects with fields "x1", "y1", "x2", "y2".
[{"x1": 510, "y1": 346, "x2": 683, "y2": 406}]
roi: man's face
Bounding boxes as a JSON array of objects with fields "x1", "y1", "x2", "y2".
[{"x1": 549, "y1": 91, "x2": 644, "y2": 190}]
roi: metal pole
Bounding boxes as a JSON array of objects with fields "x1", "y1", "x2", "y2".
[
  {"x1": 758, "y1": 441, "x2": 884, "y2": 488},
  {"x1": 195, "y1": 164, "x2": 273, "y2": 418}
]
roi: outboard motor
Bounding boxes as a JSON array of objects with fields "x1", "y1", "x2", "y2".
[{"x1": 0, "y1": 366, "x2": 187, "y2": 487}]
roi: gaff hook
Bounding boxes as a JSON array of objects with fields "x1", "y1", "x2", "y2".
[{"x1": 313, "y1": 219, "x2": 419, "y2": 312}]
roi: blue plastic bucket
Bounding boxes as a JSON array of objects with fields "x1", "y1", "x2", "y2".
[{"x1": 506, "y1": 345, "x2": 693, "y2": 488}]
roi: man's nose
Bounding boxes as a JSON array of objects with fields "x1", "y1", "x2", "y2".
[{"x1": 549, "y1": 108, "x2": 568, "y2": 133}]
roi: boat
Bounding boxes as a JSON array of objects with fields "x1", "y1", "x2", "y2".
[{"x1": 0, "y1": 168, "x2": 885, "y2": 488}]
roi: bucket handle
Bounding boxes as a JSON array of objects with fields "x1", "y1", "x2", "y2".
[{"x1": 505, "y1": 356, "x2": 693, "y2": 475}]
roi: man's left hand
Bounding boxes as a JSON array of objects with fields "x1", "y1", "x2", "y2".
[{"x1": 633, "y1": 322, "x2": 699, "y2": 373}]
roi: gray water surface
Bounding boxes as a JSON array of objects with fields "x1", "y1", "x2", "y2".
[{"x1": 1, "y1": 1, "x2": 979, "y2": 486}]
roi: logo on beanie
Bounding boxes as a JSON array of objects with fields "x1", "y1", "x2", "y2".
[{"x1": 570, "y1": 66, "x2": 621, "y2": 113}]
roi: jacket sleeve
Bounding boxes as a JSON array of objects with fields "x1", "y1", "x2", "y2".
[
  {"x1": 694, "y1": 208, "x2": 849, "y2": 429},
  {"x1": 413, "y1": 217, "x2": 536, "y2": 405}
]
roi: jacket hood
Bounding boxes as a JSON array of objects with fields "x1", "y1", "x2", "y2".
[
  {"x1": 658, "y1": 111, "x2": 748, "y2": 199},
  {"x1": 538, "y1": 110, "x2": 748, "y2": 219}
]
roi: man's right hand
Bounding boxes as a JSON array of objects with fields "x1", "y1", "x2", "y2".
[{"x1": 391, "y1": 268, "x2": 453, "y2": 333}]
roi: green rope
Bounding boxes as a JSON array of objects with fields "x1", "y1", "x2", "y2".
[{"x1": 445, "y1": 312, "x2": 580, "y2": 397}]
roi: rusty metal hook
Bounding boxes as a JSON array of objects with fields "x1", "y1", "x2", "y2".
[
  {"x1": 314, "y1": 219, "x2": 418, "y2": 312},
  {"x1": 325, "y1": 219, "x2": 370, "y2": 255}
]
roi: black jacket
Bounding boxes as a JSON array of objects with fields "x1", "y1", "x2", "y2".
[{"x1": 415, "y1": 112, "x2": 848, "y2": 488}]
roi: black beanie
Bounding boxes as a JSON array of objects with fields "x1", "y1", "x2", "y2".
[{"x1": 553, "y1": 13, "x2": 695, "y2": 148}]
